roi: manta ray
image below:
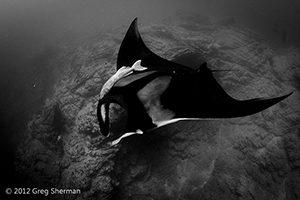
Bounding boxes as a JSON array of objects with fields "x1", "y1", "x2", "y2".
[{"x1": 97, "y1": 18, "x2": 292, "y2": 145}]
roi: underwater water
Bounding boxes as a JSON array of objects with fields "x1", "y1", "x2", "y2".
[{"x1": 1, "y1": 0, "x2": 300, "y2": 199}]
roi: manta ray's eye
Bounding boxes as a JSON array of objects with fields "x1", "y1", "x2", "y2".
[{"x1": 108, "y1": 103, "x2": 128, "y2": 136}]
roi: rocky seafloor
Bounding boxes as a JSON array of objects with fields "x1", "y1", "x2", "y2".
[{"x1": 14, "y1": 13, "x2": 300, "y2": 200}]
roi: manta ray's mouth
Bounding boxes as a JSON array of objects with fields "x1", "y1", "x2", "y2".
[
  {"x1": 107, "y1": 102, "x2": 128, "y2": 137},
  {"x1": 98, "y1": 95, "x2": 128, "y2": 138}
]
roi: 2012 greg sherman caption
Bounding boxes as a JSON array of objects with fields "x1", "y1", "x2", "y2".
[{"x1": 9, "y1": 187, "x2": 81, "y2": 196}]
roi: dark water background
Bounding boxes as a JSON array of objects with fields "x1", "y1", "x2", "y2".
[{"x1": 1, "y1": 0, "x2": 300, "y2": 191}]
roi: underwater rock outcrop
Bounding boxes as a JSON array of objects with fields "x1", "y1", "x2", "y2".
[{"x1": 15, "y1": 13, "x2": 300, "y2": 200}]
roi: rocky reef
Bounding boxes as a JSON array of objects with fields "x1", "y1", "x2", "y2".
[{"x1": 15, "y1": 13, "x2": 300, "y2": 200}]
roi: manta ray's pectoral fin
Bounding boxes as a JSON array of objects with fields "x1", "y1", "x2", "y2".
[{"x1": 228, "y1": 92, "x2": 293, "y2": 118}]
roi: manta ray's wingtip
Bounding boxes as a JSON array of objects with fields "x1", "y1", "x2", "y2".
[
  {"x1": 129, "y1": 17, "x2": 139, "y2": 32},
  {"x1": 117, "y1": 17, "x2": 142, "y2": 69},
  {"x1": 241, "y1": 91, "x2": 293, "y2": 117},
  {"x1": 279, "y1": 91, "x2": 294, "y2": 100},
  {"x1": 271, "y1": 91, "x2": 293, "y2": 104},
  {"x1": 286, "y1": 91, "x2": 294, "y2": 99}
]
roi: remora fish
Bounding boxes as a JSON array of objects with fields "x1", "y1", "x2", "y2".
[{"x1": 97, "y1": 18, "x2": 292, "y2": 145}]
